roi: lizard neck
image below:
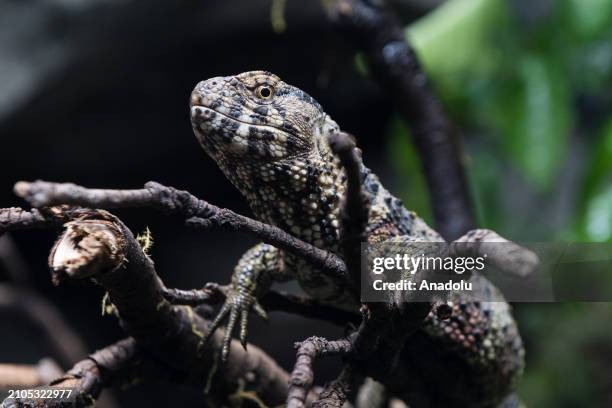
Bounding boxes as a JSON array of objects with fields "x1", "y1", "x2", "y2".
[{"x1": 223, "y1": 151, "x2": 346, "y2": 251}]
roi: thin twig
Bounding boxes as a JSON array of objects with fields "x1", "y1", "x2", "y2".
[
  {"x1": 162, "y1": 285, "x2": 360, "y2": 326},
  {"x1": 161, "y1": 284, "x2": 222, "y2": 306},
  {"x1": 287, "y1": 336, "x2": 353, "y2": 408},
  {"x1": 328, "y1": 131, "x2": 370, "y2": 291},
  {"x1": 328, "y1": 130, "x2": 425, "y2": 356},
  {"x1": 261, "y1": 290, "x2": 360, "y2": 326},
  {"x1": 1, "y1": 339, "x2": 137, "y2": 408}
]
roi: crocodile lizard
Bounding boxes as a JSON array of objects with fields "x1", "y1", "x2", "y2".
[{"x1": 189, "y1": 71, "x2": 524, "y2": 406}]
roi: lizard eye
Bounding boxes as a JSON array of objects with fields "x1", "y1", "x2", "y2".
[{"x1": 255, "y1": 85, "x2": 274, "y2": 100}]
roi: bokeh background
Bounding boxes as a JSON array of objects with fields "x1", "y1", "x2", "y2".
[{"x1": 0, "y1": 0, "x2": 611, "y2": 406}]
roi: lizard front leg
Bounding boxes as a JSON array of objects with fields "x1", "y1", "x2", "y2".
[{"x1": 202, "y1": 243, "x2": 286, "y2": 361}]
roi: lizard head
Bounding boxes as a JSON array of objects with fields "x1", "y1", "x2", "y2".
[
  {"x1": 190, "y1": 71, "x2": 339, "y2": 163},
  {"x1": 190, "y1": 71, "x2": 348, "y2": 243}
]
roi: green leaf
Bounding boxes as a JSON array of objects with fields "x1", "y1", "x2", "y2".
[
  {"x1": 406, "y1": 0, "x2": 508, "y2": 98},
  {"x1": 579, "y1": 118, "x2": 612, "y2": 241},
  {"x1": 494, "y1": 55, "x2": 573, "y2": 189},
  {"x1": 567, "y1": 0, "x2": 612, "y2": 39},
  {"x1": 584, "y1": 185, "x2": 612, "y2": 241}
]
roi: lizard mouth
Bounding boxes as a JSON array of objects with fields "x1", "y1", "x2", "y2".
[
  {"x1": 190, "y1": 105, "x2": 299, "y2": 159},
  {"x1": 190, "y1": 105, "x2": 294, "y2": 138}
]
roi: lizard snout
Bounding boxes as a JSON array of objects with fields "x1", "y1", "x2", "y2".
[{"x1": 190, "y1": 77, "x2": 226, "y2": 109}]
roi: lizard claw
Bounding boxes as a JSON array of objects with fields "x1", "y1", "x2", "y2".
[
  {"x1": 202, "y1": 301, "x2": 230, "y2": 345},
  {"x1": 240, "y1": 308, "x2": 249, "y2": 349},
  {"x1": 253, "y1": 302, "x2": 269, "y2": 321},
  {"x1": 201, "y1": 284, "x2": 268, "y2": 362}
]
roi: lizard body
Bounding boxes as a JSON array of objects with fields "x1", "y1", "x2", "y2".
[{"x1": 190, "y1": 71, "x2": 524, "y2": 406}]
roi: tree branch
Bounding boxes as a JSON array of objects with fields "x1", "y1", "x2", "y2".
[
  {"x1": 0, "y1": 207, "x2": 54, "y2": 235},
  {"x1": 329, "y1": 0, "x2": 475, "y2": 240},
  {"x1": 161, "y1": 275, "x2": 360, "y2": 327},
  {"x1": 450, "y1": 229, "x2": 539, "y2": 277},
  {"x1": 0, "y1": 359, "x2": 62, "y2": 389},
  {"x1": 328, "y1": 131, "x2": 370, "y2": 292},
  {"x1": 13, "y1": 181, "x2": 348, "y2": 285},
  {"x1": 287, "y1": 336, "x2": 353, "y2": 408},
  {"x1": 1, "y1": 338, "x2": 146, "y2": 408},
  {"x1": 261, "y1": 290, "x2": 360, "y2": 326},
  {"x1": 0, "y1": 207, "x2": 312, "y2": 407}
]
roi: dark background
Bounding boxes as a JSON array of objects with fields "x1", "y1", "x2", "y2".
[{"x1": 1, "y1": 0, "x2": 611, "y2": 406}]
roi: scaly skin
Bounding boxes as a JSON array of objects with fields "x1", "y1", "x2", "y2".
[{"x1": 189, "y1": 71, "x2": 524, "y2": 406}]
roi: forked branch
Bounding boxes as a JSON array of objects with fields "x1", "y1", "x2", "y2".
[
  {"x1": 0, "y1": 207, "x2": 309, "y2": 407},
  {"x1": 14, "y1": 181, "x2": 348, "y2": 284}
]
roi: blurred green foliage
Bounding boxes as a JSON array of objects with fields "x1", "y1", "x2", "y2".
[
  {"x1": 383, "y1": 0, "x2": 612, "y2": 405},
  {"x1": 390, "y1": 0, "x2": 612, "y2": 239}
]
